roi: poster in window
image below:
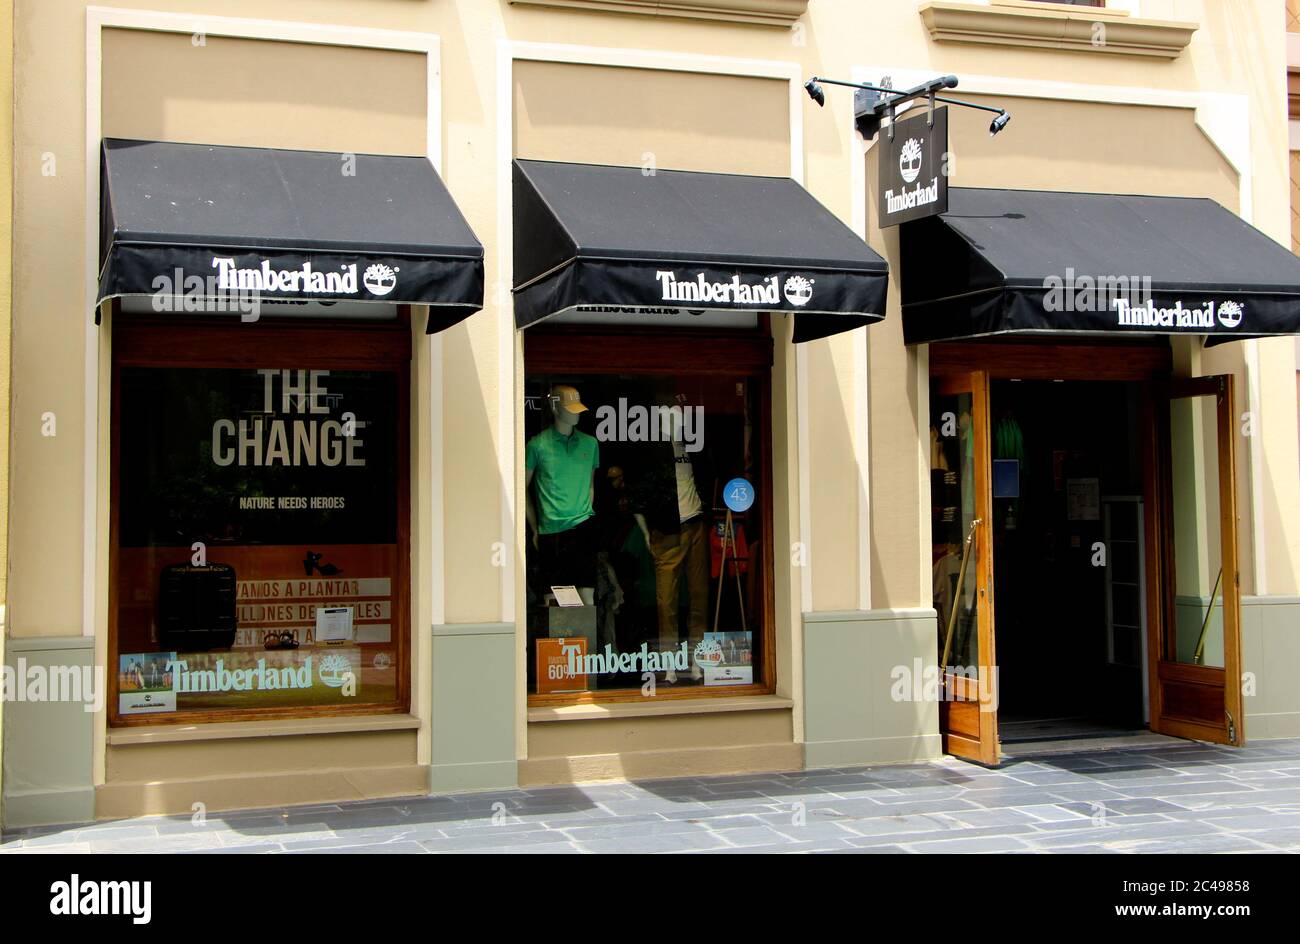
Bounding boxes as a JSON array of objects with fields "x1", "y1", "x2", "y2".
[{"x1": 115, "y1": 366, "x2": 401, "y2": 714}]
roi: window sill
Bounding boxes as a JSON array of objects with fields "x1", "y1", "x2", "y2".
[
  {"x1": 509, "y1": 0, "x2": 808, "y2": 27},
  {"x1": 106, "y1": 713, "x2": 421, "y2": 746},
  {"x1": 528, "y1": 694, "x2": 793, "y2": 723},
  {"x1": 919, "y1": 1, "x2": 1198, "y2": 59}
]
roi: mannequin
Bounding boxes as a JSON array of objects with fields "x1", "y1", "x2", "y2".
[
  {"x1": 633, "y1": 394, "x2": 711, "y2": 684},
  {"x1": 526, "y1": 385, "x2": 600, "y2": 605}
]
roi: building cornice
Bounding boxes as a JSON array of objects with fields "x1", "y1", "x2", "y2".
[
  {"x1": 509, "y1": 0, "x2": 809, "y2": 27},
  {"x1": 919, "y1": 1, "x2": 1197, "y2": 59}
]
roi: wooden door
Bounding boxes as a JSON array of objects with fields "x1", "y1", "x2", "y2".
[
  {"x1": 1145, "y1": 376, "x2": 1243, "y2": 746},
  {"x1": 930, "y1": 371, "x2": 999, "y2": 764}
]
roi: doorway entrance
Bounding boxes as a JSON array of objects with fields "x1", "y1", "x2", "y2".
[
  {"x1": 928, "y1": 341, "x2": 1243, "y2": 765},
  {"x1": 988, "y1": 379, "x2": 1146, "y2": 744}
]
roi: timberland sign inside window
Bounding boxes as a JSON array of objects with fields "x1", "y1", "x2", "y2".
[{"x1": 111, "y1": 318, "x2": 410, "y2": 724}]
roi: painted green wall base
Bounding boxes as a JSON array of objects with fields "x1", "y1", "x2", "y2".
[
  {"x1": 1241, "y1": 596, "x2": 1300, "y2": 740},
  {"x1": 2, "y1": 636, "x2": 96, "y2": 828},
  {"x1": 803, "y1": 608, "x2": 943, "y2": 769},
  {"x1": 430, "y1": 622, "x2": 517, "y2": 794}
]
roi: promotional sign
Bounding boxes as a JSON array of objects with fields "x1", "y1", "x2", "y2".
[
  {"x1": 536, "y1": 637, "x2": 590, "y2": 694},
  {"x1": 723, "y1": 478, "x2": 755, "y2": 513},
  {"x1": 694, "y1": 632, "x2": 753, "y2": 686},
  {"x1": 878, "y1": 106, "x2": 948, "y2": 228},
  {"x1": 118, "y1": 652, "x2": 177, "y2": 715},
  {"x1": 114, "y1": 366, "x2": 401, "y2": 715},
  {"x1": 118, "y1": 367, "x2": 398, "y2": 548}
]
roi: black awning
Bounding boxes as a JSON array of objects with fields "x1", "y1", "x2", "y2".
[
  {"x1": 98, "y1": 139, "x2": 484, "y2": 333},
  {"x1": 512, "y1": 159, "x2": 888, "y2": 343},
  {"x1": 901, "y1": 188, "x2": 1300, "y2": 345}
]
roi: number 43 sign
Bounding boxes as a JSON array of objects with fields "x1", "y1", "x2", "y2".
[{"x1": 724, "y1": 478, "x2": 755, "y2": 513}]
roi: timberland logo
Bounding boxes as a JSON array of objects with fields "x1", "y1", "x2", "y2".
[
  {"x1": 656, "y1": 270, "x2": 781, "y2": 306},
  {"x1": 318, "y1": 652, "x2": 353, "y2": 688},
  {"x1": 1113, "y1": 297, "x2": 1242, "y2": 330},
  {"x1": 213, "y1": 257, "x2": 357, "y2": 295},
  {"x1": 563, "y1": 642, "x2": 690, "y2": 675},
  {"x1": 783, "y1": 275, "x2": 815, "y2": 307},
  {"x1": 363, "y1": 263, "x2": 398, "y2": 296},
  {"x1": 884, "y1": 176, "x2": 940, "y2": 216},
  {"x1": 1217, "y1": 299, "x2": 1244, "y2": 329},
  {"x1": 169, "y1": 657, "x2": 313, "y2": 693},
  {"x1": 50, "y1": 875, "x2": 152, "y2": 924},
  {"x1": 899, "y1": 137, "x2": 923, "y2": 184}
]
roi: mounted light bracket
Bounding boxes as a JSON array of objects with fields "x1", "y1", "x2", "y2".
[{"x1": 808, "y1": 73, "x2": 1011, "y2": 141}]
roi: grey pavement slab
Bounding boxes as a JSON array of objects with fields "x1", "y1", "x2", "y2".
[{"x1": 4, "y1": 737, "x2": 1299, "y2": 854}]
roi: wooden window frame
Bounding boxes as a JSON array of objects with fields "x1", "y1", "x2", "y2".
[
  {"x1": 108, "y1": 306, "x2": 413, "y2": 727},
  {"x1": 523, "y1": 322, "x2": 777, "y2": 706}
]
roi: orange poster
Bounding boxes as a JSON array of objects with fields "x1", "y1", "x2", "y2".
[{"x1": 536, "y1": 637, "x2": 589, "y2": 694}]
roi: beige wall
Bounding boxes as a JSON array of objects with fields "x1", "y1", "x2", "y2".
[
  {"x1": 513, "y1": 60, "x2": 790, "y2": 175},
  {"x1": 0, "y1": 0, "x2": 12, "y2": 813},
  {"x1": 8, "y1": 0, "x2": 1300, "y2": 811},
  {"x1": 100, "y1": 30, "x2": 428, "y2": 155}
]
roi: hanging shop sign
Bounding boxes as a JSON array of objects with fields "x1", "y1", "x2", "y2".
[{"x1": 878, "y1": 106, "x2": 948, "y2": 228}]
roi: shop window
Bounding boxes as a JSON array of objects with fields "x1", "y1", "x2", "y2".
[
  {"x1": 524, "y1": 328, "x2": 773, "y2": 702},
  {"x1": 110, "y1": 316, "x2": 410, "y2": 724}
]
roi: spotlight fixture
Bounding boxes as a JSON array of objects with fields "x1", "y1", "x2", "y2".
[{"x1": 804, "y1": 73, "x2": 1011, "y2": 142}]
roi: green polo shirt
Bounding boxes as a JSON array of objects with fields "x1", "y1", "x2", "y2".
[{"x1": 526, "y1": 426, "x2": 599, "y2": 535}]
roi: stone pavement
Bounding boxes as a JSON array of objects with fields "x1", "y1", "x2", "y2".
[{"x1": 4, "y1": 737, "x2": 1300, "y2": 854}]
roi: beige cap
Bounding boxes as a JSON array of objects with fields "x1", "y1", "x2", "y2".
[{"x1": 550, "y1": 384, "x2": 588, "y2": 414}]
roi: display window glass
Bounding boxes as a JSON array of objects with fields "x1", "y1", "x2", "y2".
[
  {"x1": 110, "y1": 318, "x2": 410, "y2": 724},
  {"x1": 524, "y1": 329, "x2": 773, "y2": 701}
]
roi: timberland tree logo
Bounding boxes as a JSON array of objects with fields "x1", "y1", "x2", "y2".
[
  {"x1": 783, "y1": 275, "x2": 815, "y2": 307},
  {"x1": 899, "y1": 137, "x2": 923, "y2": 184},
  {"x1": 1217, "y1": 299, "x2": 1244, "y2": 329},
  {"x1": 363, "y1": 263, "x2": 398, "y2": 296},
  {"x1": 318, "y1": 652, "x2": 353, "y2": 688}
]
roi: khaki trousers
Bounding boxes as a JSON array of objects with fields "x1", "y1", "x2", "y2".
[{"x1": 649, "y1": 517, "x2": 710, "y2": 653}]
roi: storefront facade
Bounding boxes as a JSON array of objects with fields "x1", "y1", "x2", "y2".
[{"x1": 5, "y1": 0, "x2": 1300, "y2": 826}]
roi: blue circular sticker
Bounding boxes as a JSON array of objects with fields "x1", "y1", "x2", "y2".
[{"x1": 723, "y1": 478, "x2": 755, "y2": 513}]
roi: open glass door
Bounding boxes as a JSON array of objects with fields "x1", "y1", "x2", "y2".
[
  {"x1": 1146, "y1": 375, "x2": 1243, "y2": 746},
  {"x1": 930, "y1": 372, "x2": 999, "y2": 764}
]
